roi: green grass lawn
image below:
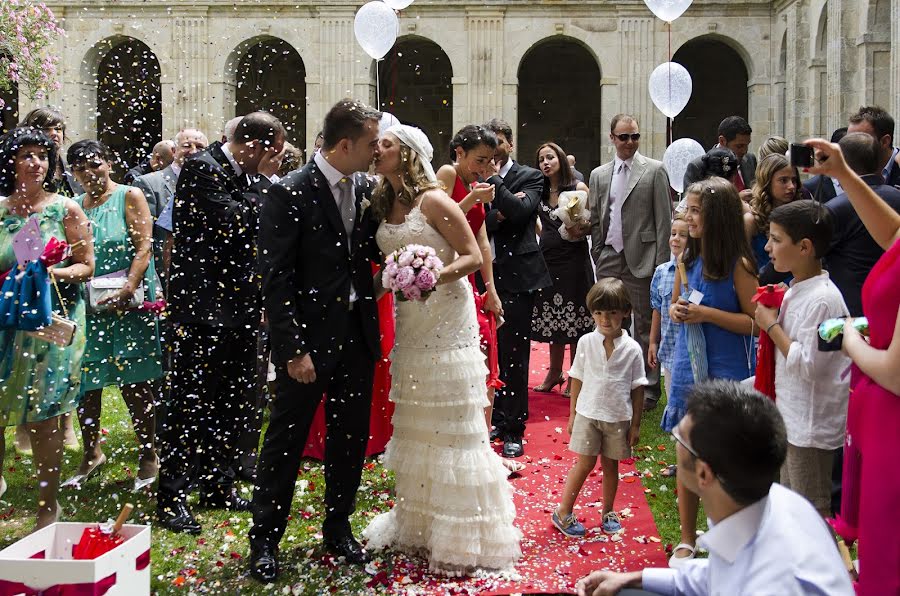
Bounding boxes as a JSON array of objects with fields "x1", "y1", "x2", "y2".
[{"x1": 1, "y1": 383, "x2": 704, "y2": 594}]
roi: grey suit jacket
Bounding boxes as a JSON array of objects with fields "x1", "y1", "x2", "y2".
[
  {"x1": 133, "y1": 165, "x2": 177, "y2": 272},
  {"x1": 589, "y1": 152, "x2": 673, "y2": 279}
]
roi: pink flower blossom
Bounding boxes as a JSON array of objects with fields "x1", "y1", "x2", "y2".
[
  {"x1": 411, "y1": 257, "x2": 424, "y2": 268},
  {"x1": 414, "y1": 269, "x2": 436, "y2": 291},
  {"x1": 397, "y1": 251, "x2": 414, "y2": 267},
  {"x1": 395, "y1": 266, "x2": 416, "y2": 290},
  {"x1": 423, "y1": 256, "x2": 440, "y2": 270},
  {"x1": 402, "y1": 285, "x2": 422, "y2": 301}
]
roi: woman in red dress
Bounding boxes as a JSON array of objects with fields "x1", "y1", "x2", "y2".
[{"x1": 806, "y1": 138, "x2": 900, "y2": 594}]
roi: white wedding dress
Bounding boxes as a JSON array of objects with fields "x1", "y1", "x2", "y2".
[{"x1": 363, "y1": 200, "x2": 522, "y2": 576}]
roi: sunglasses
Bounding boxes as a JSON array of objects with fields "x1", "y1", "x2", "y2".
[
  {"x1": 672, "y1": 425, "x2": 699, "y2": 459},
  {"x1": 614, "y1": 133, "x2": 641, "y2": 142}
]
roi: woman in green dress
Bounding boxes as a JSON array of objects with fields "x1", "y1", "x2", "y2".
[
  {"x1": 0, "y1": 127, "x2": 95, "y2": 529},
  {"x1": 61, "y1": 140, "x2": 162, "y2": 492}
]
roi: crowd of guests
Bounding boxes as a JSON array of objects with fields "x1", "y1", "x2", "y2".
[{"x1": 1, "y1": 99, "x2": 899, "y2": 594}]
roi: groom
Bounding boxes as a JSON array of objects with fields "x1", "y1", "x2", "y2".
[{"x1": 249, "y1": 99, "x2": 383, "y2": 582}]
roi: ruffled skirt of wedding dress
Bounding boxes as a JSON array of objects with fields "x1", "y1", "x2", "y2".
[{"x1": 362, "y1": 338, "x2": 523, "y2": 576}]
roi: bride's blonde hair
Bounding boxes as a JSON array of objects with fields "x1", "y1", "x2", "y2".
[{"x1": 372, "y1": 143, "x2": 443, "y2": 220}]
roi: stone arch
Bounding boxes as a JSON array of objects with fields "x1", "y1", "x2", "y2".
[
  {"x1": 376, "y1": 36, "x2": 454, "y2": 167},
  {"x1": 224, "y1": 36, "x2": 306, "y2": 149},
  {"x1": 516, "y1": 36, "x2": 603, "y2": 171},
  {"x1": 813, "y1": 4, "x2": 829, "y2": 61},
  {"x1": 671, "y1": 35, "x2": 749, "y2": 150}
]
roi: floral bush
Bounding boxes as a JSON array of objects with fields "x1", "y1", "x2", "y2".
[{"x1": 0, "y1": 0, "x2": 65, "y2": 108}]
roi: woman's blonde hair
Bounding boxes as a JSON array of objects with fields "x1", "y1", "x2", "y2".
[
  {"x1": 371, "y1": 142, "x2": 443, "y2": 220},
  {"x1": 749, "y1": 153, "x2": 798, "y2": 236}
]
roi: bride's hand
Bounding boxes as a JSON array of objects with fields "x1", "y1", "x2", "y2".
[{"x1": 484, "y1": 289, "x2": 503, "y2": 317}]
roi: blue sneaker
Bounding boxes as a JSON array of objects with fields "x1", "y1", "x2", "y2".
[
  {"x1": 602, "y1": 511, "x2": 623, "y2": 534},
  {"x1": 552, "y1": 509, "x2": 586, "y2": 538}
]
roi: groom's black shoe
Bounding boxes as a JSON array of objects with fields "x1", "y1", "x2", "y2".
[
  {"x1": 489, "y1": 426, "x2": 503, "y2": 442},
  {"x1": 198, "y1": 487, "x2": 252, "y2": 512},
  {"x1": 503, "y1": 435, "x2": 524, "y2": 458},
  {"x1": 249, "y1": 545, "x2": 279, "y2": 583},
  {"x1": 324, "y1": 535, "x2": 370, "y2": 565},
  {"x1": 156, "y1": 502, "x2": 202, "y2": 534}
]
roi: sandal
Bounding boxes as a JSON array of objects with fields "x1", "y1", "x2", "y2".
[
  {"x1": 661, "y1": 465, "x2": 677, "y2": 477},
  {"x1": 668, "y1": 543, "x2": 696, "y2": 568},
  {"x1": 502, "y1": 460, "x2": 526, "y2": 477},
  {"x1": 533, "y1": 372, "x2": 565, "y2": 393}
]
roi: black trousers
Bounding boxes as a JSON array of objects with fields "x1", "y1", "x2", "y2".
[
  {"x1": 157, "y1": 323, "x2": 256, "y2": 505},
  {"x1": 249, "y1": 309, "x2": 375, "y2": 551},
  {"x1": 491, "y1": 289, "x2": 536, "y2": 438},
  {"x1": 233, "y1": 325, "x2": 270, "y2": 476}
]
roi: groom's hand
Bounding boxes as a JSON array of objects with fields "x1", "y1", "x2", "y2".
[{"x1": 287, "y1": 354, "x2": 316, "y2": 384}]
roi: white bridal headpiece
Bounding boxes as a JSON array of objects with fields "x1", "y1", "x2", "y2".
[{"x1": 385, "y1": 124, "x2": 436, "y2": 183}]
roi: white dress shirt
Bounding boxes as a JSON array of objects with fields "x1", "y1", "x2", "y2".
[
  {"x1": 314, "y1": 150, "x2": 357, "y2": 303},
  {"x1": 220, "y1": 143, "x2": 243, "y2": 177},
  {"x1": 568, "y1": 329, "x2": 648, "y2": 423},
  {"x1": 498, "y1": 158, "x2": 513, "y2": 180},
  {"x1": 606, "y1": 156, "x2": 633, "y2": 253},
  {"x1": 642, "y1": 484, "x2": 854, "y2": 596},
  {"x1": 774, "y1": 272, "x2": 850, "y2": 449}
]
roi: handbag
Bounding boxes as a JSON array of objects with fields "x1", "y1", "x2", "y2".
[
  {"x1": 17, "y1": 259, "x2": 53, "y2": 331},
  {"x1": 24, "y1": 270, "x2": 77, "y2": 347},
  {"x1": 86, "y1": 270, "x2": 144, "y2": 313}
]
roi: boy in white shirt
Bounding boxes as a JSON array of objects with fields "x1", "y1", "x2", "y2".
[
  {"x1": 552, "y1": 278, "x2": 648, "y2": 537},
  {"x1": 754, "y1": 200, "x2": 850, "y2": 516}
]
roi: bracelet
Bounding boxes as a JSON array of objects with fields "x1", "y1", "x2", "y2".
[{"x1": 766, "y1": 321, "x2": 779, "y2": 334}]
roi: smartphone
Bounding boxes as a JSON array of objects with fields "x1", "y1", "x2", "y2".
[{"x1": 790, "y1": 143, "x2": 815, "y2": 168}]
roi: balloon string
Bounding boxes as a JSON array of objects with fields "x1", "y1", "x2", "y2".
[
  {"x1": 667, "y1": 21, "x2": 673, "y2": 148},
  {"x1": 376, "y1": 59, "x2": 382, "y2": 109}
]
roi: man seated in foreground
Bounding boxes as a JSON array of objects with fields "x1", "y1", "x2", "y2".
[{"x1": 575, "y1": 380, "x2": 853, "y2": 596}]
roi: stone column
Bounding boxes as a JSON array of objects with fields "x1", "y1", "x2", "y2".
[
  {"x1": 618, "y1": 17, "x2": 658, "y2": 155},
  {"x1": 318, "y1": 9, "x2": 357, "y2": 110},
  {"x1": 465, "y1": 8, "x2": 505, "y2": 125},
  {"x1": 784, "y1": 3, "x2": 810, "y2": 141},
  {"x1": 892, "y1": 0, "x2": 900, "y2": 124},
  {"x1": 171, "y1": 10, "x2": 210, "y2": 138}
]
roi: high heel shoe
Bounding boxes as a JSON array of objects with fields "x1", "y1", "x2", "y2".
[
  {"x1": 133, "y1": 453, "x2": 159, "y2": 492},
  {"x1": 533, "y1": 373, "x2": 565, "y2": 393},
  {"x1": 0, "y1": 476, "x2": 7, "y2": 500},
  {"x1": 61, "y1": 453, "x2": 107, "y2": 489}
]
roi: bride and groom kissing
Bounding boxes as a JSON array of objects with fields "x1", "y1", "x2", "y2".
[{"x1": 248, "y1": 99, "x2": 521, "y2": 582}]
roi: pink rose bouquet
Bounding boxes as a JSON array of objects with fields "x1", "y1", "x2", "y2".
[{"x1": 383, "y1": 244, "x2": 443, "y2": 302}]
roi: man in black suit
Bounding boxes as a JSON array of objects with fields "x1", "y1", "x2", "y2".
[
  {"x1": 847, "y1": 105, "x2": 900, "y2": 188},
  {"x1": 683, "y1": 116, "x2": 756, "y2": 192},
  {"x1": 248, "y1": 99, "x2": 383, "y2": 582},
  {"x1": 804, "y1": 127, "x2": 848, "y2": 203},
  {"x1": 156, "y1": 112, "x2": 286, "y2": 534},
  {"x1": 483, "y1": 118, "x2": 552, "y2": 459}
]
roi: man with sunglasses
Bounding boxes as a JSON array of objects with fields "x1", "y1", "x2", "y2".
[
  {"x1": 590, "y1": 114, "x2": 672, "y2": 411},
  {"x1": 574, "y1": 380, "x2": 853, "y2": 596}
]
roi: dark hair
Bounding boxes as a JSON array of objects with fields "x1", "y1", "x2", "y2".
[
  {"x1": 717, "y1": 116, "x2": 752, "y2": 142},
  {"x1": 67, "y1": 139, "x2": 114, "y2": 167},
  {"x1": 0, "y1": 127, "x2": 59, "y2": 195},
  {"x1": 749, "y1": 153, "x2": 800, "y2": 236},
  {"x1": 830, "y1": 127, "x2": 848, "y2": 144},
  {"x1": 534, "y1": 142, "x2": 574, "y2": 192},
  {"x1": 769, "y1": 200, "x2": 832, "y2": 259},
  {"x1": 449, "y1": 124, "x2": 498, "y2": 157},
  {"x1": 683, "y1": 177, "x2": 757, "y2": 279},
  {"x1": 839, "y1": 132, "x2": 882, "y2": 176},
  {"x1": 484, "y1": 118, "x2": 513, "y2": 145},
  {"x1": 321, "y1": 99, "x2": 381, "y2": 150},
  {"x1": 610, "y1": 113, "x2": 638, "y2": 133},
  {"x1": 233, "y1": 111, "x2": 286, "y2": 146},
  {"x1": 19, "y1": 107, "x2": 67, "y2": 144},
  {"x1": 277, "y1": 142, "x2": 304, "y2": 177},
  {"x1": 685, "y1": 380, "x2": 787, "y2": 505},
  {"x1": 586, "y1": 277, "x2": 632, "y2": 312},
  {"x1": 849, "y1": 106, "x2": 895, "y2": 144},
  {"x1": 700, "y1": 147, "x2": 738, "y2": 180}
]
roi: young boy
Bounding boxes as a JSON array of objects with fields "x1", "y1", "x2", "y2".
[
  {"x1": 754, "y1": 200, "x2": 850, "y2": 517},
  {"x1": 552, "y1": 278, "x2": 648, "y2": 537}
]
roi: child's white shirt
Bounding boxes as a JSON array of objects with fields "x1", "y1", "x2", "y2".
[
  {"x1": 568, "y1": 329, "x2": 648, "y2": 423},
  {"x1": 775, "y1": 272, "x2": 851, "y2": 449}
]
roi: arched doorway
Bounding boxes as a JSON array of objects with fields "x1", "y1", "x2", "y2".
[
  {"x1": 377, "y1": 38, "x2": 453, "y2": 167},
  {"x1": 517, "y1": 38, "x2": 602, "y2": 171},
  {"x1": 0, "y1": 83, "x2": 16, "y2": 136},
  {"x1": 233, "y1": 38, "x2": 305, "y2": 150},
  {"x1": 672, "y1": 37, "x2": 749, "y2": 150},
  {"x1": 96, "y1": 38, "x2": 162, "y2": 178}
]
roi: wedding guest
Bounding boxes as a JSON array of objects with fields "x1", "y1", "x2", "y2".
[
  {"x1": 745, "y1": 153, "x2": 800, "y2": 271},
  {"x1": 222, "y1": 116, "x2": 243, "y2": 143},
  {"x1": 0, "y1": 127, "x2": 94, "y2": 528},
  {"x1": 568, "y1": 154, "x2": 585, "y2": 183},
  {"x1": 124, "y1": 140, "x2": 175, "y2": 185},
  {"x1": 574, "y1": 381, "x2": 853, "y2": 596},
  {"x1": 590, "y1": 113, "x2": 671, "y2": 410},
  {"x1": 531, "y1": 142, "x2": 593, "y2": 395},
  {"x1": 156, "y1": 113, "x2": 285, "y2": 535},
  {"x1": 483, "y1": 118, "x2": 551, "y2": 458},
  {"x1": 805, "y1": 137, "x2": 900, "y2": 595},
  {"x1": 683, "y1": 116, "x2": 756, "y2": 192},
  {"x1": 277, "y1": 142, "x2": 304, "y2": 177},
  {"x1": 60, "y1": 140, "x2": 162, "y2": 493},
  {"x1": 756, "y1": 135, "x2": 788, "y2": 161},
  {"x1": 804, "y1": 127, "x2": 848, "y2": 203},
  {"x1": 847, "y1": 105, "x2": 900, "y2": 187}
]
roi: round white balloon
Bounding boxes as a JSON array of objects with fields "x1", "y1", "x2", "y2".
[
  {"x1": 384, "y1": 0, "x2": 414, "y2": 9},
  {"x1": 642, "y1": 0, "x2": 693, "y2": 22},
  {"x1": 649, "y1": 62, "x2": 692, "y2": 119},
  {"x1": 663, "y1": 138, "x2": 705, "y2": 193},
  {"x1": 354, "y1": 1, "x2": 399, "y2": 60}
]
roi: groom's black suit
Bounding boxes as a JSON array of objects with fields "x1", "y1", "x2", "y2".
[{"x1": 250, "y1": 158, "x2": 381, "y2": 551}]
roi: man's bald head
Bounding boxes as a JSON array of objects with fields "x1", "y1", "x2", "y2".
[
  {"x1": 839, "y1": 132, "x2": 882, "y2": 177},
  {"x1": 150, "y1": 139, "x2": 176, "y2": 171},
  {"x1": 223, "y1": 116, "x2": 243, "y2": 143},
  {"x1": 173, "y1": 128, "x2": 208, "y2": 166}
]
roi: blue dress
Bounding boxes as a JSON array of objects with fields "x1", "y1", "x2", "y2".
[
  {"x1": 752, "y1": 232, "x2": 769, "y2": 270},
  {"x1": 661, "y1": 256, "x2": 756, "y2": 432}
]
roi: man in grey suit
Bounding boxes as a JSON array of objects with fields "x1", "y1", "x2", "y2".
[
  {"x1": 590, "y1": 114, "x2": 672, "y2": 409},
  {"x1": 134, "y1": 128, "x2": 208, "y2": 273}
]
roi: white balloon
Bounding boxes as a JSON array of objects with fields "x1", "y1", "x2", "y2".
[
  {"x1": 642, "y1": 0, "x2": 693, "y2": 22},
  {"x1": 384, "y1": 0, "x2": 414, "y2": 9},
  {"x1": 649, "y1": 62, "x2": 692, "y2": 119},
  {"x1": 663, "y1": 138, "x2": 705, "y2": 193},
  {"x1": 354, "y1": 1, "x2": 399, "y2": 60}
]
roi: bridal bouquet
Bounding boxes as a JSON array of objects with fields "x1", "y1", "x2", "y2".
[
  {"x1": 383, "y1": 244, "x2": 443, "y2": 302},
  {"x1": 554, "y1": 190, "x2": 589, "y2": 241}
]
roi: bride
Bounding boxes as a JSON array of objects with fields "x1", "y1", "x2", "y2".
[{"x1": 363, "y1": 124, "x2": 522, "y2": 575}]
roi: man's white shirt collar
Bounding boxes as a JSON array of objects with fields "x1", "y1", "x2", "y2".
[
  {"x1": 614, "y1": 155, "x2": 635, "y2": 171},
  {"x1": 698, "y1": 495, "x2": 767, "y2": 564},
  {"x1": 498, "y1": 159, "x2": 514, "y2": 179},
  {"x1": 171, "y1": 162, "x2": 182, "y2": 180},
  {"x1": 221, "y1": 143, "x2": 243, "y2": 177}
]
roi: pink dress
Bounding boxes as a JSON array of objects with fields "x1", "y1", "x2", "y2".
[{"x1": 836, "y1": 238, "x2": 900, "y2": 595}]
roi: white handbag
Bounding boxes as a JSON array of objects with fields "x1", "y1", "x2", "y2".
[{"x1": 87, "y1": 272, "x2": 144, "y2": 313}]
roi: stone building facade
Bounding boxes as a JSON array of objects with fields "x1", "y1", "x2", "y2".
[{"x1": 3, "y1": 0, "x2": 899, "y2": 172}]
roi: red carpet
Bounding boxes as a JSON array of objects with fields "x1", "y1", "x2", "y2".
[{"x1": 368, "y1": 343, "x2": 667, "y2": 594}]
